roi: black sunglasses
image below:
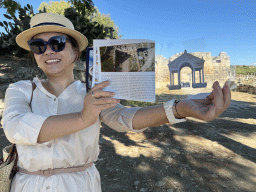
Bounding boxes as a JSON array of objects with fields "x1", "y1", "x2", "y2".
[{"x1": 27, "y1": 35, "x2": 70, "y2": 54}]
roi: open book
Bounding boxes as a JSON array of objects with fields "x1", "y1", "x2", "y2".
[{"x1": 89, "y1": 39, "x2": 155, "y2": 102}]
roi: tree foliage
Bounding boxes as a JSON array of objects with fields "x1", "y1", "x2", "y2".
[
  {"x1": 0, "y1": 0, "x2": 21, "y2": 16},
  {"x1": 0, "y1": 4, "x2": 34, "y2": 57},
  {"x1": 38, "y1": 1, "x2": 72, "y2": 15},
  {"x1": 38, "y1": 0, "x2": 121, "y2": 39},
  {"x1": 91, "y1": 8, "x2": 120, "y2": 39},
  {"x1": 0, "y1": 0, "x2": 120, "y2": 60},
  {"x1": 64, "y1": 7, "x2": 116, "y2": 60},
  {"x1": 69, "y1": 0, "x2": 94, "y2": 16}
]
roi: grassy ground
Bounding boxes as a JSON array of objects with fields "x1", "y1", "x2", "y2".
[{"x1": 235, "y1": 66, "x2": 256, "y2": 75}]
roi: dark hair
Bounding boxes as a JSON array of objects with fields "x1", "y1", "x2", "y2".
[
  {"x1": 67, "y1": 35, "x2": 81, "y2": 62},
  {"x1": 28, "y1": 51, "x2": 37, "y2": 68}
]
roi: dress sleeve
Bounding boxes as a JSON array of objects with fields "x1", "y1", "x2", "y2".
[
  {"x1": 100, "y1": 103, "x2": 147, "y2": 132},
  {"x1": 100, "y1": 100, "x2": 186, "y2": 132},
  {"x1": 1, "y1": 81, "x2": 49, "y2": 145}
]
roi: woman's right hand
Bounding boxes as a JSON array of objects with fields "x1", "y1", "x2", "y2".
[{"x1": 80, "y1": 80, "x2": 120, "y2": 125}]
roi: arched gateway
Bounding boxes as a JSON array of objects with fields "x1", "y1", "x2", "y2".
[{"x1": 168, "y1": 50, "x2": 207, "y2": 90}]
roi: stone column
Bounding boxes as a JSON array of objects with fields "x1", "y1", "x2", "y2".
[
  {"x1": 202, "y1": 68, "x2": 205, "y2": 83},
  {"x1": 192, "y1": 70, "x2": 195, "y2": 84},
  {"x1": 199, "y1": 70, "x2": 202, "y2": 83},
  {"x1": 178, "y1": 72, "x2": 181, "y2": 85}
]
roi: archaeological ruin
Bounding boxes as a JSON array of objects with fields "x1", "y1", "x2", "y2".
[{"x1": 155, "y1": 50, "x2": 231, "y2": 89}]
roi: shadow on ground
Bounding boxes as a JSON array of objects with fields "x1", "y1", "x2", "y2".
[{"x1": 96, "y1": 97, "x2": 256, "y2": 192}]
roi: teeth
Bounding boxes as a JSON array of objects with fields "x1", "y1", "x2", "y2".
[{"x1": 46, "y1": 59, "x2": 60, "y2": 63}]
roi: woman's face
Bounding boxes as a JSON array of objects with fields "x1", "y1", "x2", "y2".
[{"x1": 32, "y1": 32, "x2": 77, "y2": 77}]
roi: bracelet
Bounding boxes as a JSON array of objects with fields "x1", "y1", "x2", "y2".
[{"x1": 174, "y1": 100, "x2": 185, "y2": 119}]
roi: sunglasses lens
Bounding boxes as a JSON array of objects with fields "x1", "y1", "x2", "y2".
[
  {"x1": 50, "y1": 36, "x2": 66, "y2": 52},
  {"x1": 28, "y1": 40, "x2": 46, "y2": 54},
  {"x1": 28, "y1": 36, "x2": 68, "y2": 54}
]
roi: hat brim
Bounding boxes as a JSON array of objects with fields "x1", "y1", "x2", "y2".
[{"x1": 16, "y1": 25, "x2": 88, "y2": 52}]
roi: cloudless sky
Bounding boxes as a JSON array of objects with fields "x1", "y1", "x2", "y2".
[{"x1": 1, "y1": 0, "x2": 256, "y2": 66}]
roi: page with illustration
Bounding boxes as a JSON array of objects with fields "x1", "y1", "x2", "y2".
[{"x1": 92, "y1": 39, "x2": 155, "y2": 102}]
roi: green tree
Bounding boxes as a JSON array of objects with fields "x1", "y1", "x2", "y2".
[
  {"x1": 0, "y1": 0, "x2": 121, "y2": 60},
  {"x1": 38, "y1": 0, "x2": 94, "y2": 17},
  {"x1": 0, "y1": 4, "x2": 34, "y2": 57},
  {"x1": 0, "y1": 0, "x2": 21, "y2": 16},
  {"x1": 64, "y1": 7, "x2": 117, "y2": 59},
  {"x1": 38, "y1": 1, "x2": 72, "y2": 15},
  {"x1": 38, "y1": 0, "x2": 121, "y2": 39},
  {"x1": 69, "y1": 0, "x2": 94, "y2": 16},
  {"x1": 90, "y1": 8, "x2": 120, "y2": 39}
]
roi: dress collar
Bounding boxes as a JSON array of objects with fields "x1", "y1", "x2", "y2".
[{"x1": 32, "y1": 76, "x2": 82, "y2": 98}]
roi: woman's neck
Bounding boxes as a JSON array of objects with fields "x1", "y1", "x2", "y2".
[{"x1": 43, "y1": 76, "x2": 75, "y2": 97}]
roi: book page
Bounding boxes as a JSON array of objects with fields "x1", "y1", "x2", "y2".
[{"x1": 92, "y1": 39, "x2": 155, "y2": 102}]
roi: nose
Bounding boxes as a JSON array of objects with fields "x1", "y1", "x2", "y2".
[{"x1": 43, "y1": 43, "x2": 55, "y2": 55}]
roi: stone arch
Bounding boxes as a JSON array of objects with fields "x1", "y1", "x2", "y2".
[
  {"x1": 178, "y1": 62, "x2": 194, "y2": 88},
  {"x1": 168, "y1": 50, "x2": 207, "y2": 90}
]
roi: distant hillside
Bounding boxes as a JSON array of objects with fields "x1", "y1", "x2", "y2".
[{"x1": 235, "y1": 65, "x2": 256, "y2": 75}]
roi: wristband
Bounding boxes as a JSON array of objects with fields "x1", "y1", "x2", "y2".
[{"x1": 163, "y1": 100, "x2": 186, "y2": 124}]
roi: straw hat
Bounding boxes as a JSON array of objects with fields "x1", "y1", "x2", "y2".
[{"x1": 16, "y1": 13, "x2": 88, "y2": 52}]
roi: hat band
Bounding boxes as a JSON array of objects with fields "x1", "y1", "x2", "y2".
[{"x1": 33, "y1": 22, "x2": 66, "y2": 28}]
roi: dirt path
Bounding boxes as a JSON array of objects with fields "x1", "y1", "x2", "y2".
[{"x1": 1, "y1": 87, "x2": 255, "y2": 192}]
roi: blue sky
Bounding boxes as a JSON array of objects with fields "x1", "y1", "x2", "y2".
[{"x1": 1, "y1": 0, "x2": 256, "y2": 66}]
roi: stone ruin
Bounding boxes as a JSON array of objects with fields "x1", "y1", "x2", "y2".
[{"x1": 155, "y1": 50, "x2": 231, "y2": 89}]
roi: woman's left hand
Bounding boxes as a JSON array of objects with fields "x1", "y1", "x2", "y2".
[{"x1": 177, "y1": 81, "x2": 231, "y2": 121}]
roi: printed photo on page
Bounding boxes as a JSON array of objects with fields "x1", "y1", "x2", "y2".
[{"x1": 92, "y1": 39, "x2": 155, "y2": 102}]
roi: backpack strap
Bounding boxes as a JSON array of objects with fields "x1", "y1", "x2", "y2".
[{"x1": 29, "y1": 80, "x2": 37, "y2": 107}]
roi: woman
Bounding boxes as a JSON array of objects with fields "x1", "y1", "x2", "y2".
[{"x1": 1, "y1": 13, "x2": 231, "y2": 192}]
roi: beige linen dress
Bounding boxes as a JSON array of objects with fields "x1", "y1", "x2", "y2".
[{"x1": 1, "y1": 76, "x2": 185, "y2": 192}]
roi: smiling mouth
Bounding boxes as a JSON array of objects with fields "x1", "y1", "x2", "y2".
[{"x1": 45, "y1": 59, "x2": 61, "y2": 64}]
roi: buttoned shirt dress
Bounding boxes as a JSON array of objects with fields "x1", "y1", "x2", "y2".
[{"x1": 1, "y1": 76, "x2": 185, "y2": 192}]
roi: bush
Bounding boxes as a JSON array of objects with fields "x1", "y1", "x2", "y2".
[{"x1": 0, "y1": 4, "x2": 34, "y2": 57}]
